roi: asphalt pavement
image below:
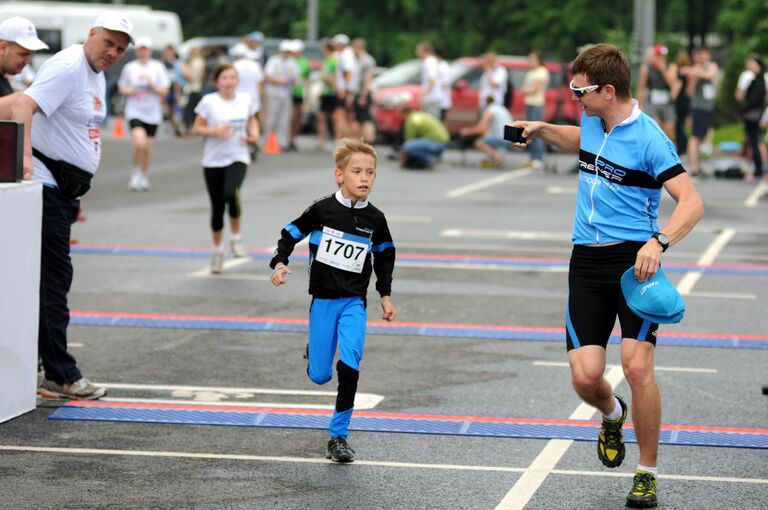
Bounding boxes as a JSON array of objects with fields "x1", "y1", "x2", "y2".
[{"x1": 1, "y1": 126, "x2": 767, "y2": 510}]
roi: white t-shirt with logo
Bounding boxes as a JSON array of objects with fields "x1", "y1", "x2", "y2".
[
  {"x1": 438, "y1": 59, "x2": 452, "y2": 110},
  {"x1": 25, "y1": 44, "x2": 107, "y2": 186},
  {"x1": 264, "y1": 54, "x2": 298, "y2": 98},
  {"x1": 118, "y1": 58, "x2": 170, "y2": 124},
  {"x1": 421, "y1": 55, "x2": 442, "y2": 104},
  {"x1": 194, "y1": 91, "x2": 257, "y2": 168},
  {"x1": 234, "y1": 57, "x2": 264, "y2": 113},
  {"x1": 336, "y1": 46, "x2": 357, "y2": 94},
  {"x1": 479, "y1": 65, "x2": 508, "y2": 107}
]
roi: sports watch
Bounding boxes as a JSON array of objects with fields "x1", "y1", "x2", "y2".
[{"x1": 652, "y1": 232, "x2": 669, "y2": 252}]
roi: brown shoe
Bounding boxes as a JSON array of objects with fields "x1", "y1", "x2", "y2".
[{"x1": 38, "y1": 378, "x2": 107, "y2": 400}]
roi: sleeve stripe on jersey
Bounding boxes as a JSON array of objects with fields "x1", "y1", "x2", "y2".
[
  {"x1": 372, "y1": 242, "x2": 395, "y2": 253},
  {"x1": 285, "y1": 223, "x2": 306, "y2": 241},
  {"x1": 658, "y1": 164, "x2": 686, "y2": 183}
]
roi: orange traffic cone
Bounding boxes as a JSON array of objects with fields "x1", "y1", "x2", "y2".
[
  {"x1": 263, "y1": 130, "x2": 282, "y2": 155},
  {"x1": 112, "y1": 116, "x2": 125, "y2": 139}
]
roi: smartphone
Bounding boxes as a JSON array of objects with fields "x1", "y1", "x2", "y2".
[{"x1": 503, "y1": 125, "x2": 526, "y2": 143}]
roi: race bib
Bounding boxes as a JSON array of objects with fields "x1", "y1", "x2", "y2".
[
  {"x1": 649, "y1": 89, "x2": 670, "y2": 105},
  {"x1": 315, "y1": 226, "x2": 370, "y2": 273}
]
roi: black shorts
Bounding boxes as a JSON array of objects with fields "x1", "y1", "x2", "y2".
[
  {"x1": 293, "y1": 95, "x2": 304, "y2": 105},
  {"x1": 691, "y1": 109, "x2": 712, "y2": 139},
  {"x1": 353, "y1": 93, "x2": 372, "y2": 123},
  {"x1": 128, "y1": 119, "x2": 158, "y2": 138},
  {"x1": 566, "y1": 241, "x2": 659, "y2": 351},
  {"x1": 320, "y1": 95, "x2": 337, "y2": 114}
]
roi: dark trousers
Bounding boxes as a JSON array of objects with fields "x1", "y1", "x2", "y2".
[
  {"x1": 744, "y1": 120, "x2": 764, "y2": 177},
  {"x1": 203, "y1": 162, "x2": 247, "y2": 232},
  {"x1": 39, "y1": 186, "x2": 82, "y2": 384}
]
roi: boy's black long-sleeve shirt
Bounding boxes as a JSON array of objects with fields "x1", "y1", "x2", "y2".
[{"x1": 270, "y1": 191, "x2": 395, "y2": 299}]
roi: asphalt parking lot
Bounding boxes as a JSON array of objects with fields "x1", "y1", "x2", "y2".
[{"x1": 1, "y1": 127, "x2": 767, "y2": 510}]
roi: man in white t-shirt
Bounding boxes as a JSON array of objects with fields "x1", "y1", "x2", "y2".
[
  {"x1": 416, "y1": 41, "x2": 442, "y2": 119},
  {"x1": 11, "y1": 14, "x2": 133, "y2": 400},
  {"x1": 118, "y1": 36, "x2": 170, "y2": 190},
  {"x1": 479, "y1": 51, "x2": 508, "y2": 109},
  {"x1": 264, "y1": 40, "x2": 298, "y2": 149}
]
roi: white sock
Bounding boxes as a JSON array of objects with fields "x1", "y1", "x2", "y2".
[
  {"x1": 214, "y1": 244, "x2": 225, "y2": 253},
  {"x1": 231, "y1": 233, "x2": 242, "y2": 241},
  {"x1": 603, "y1": 396, "x2": 623, "y2": 421},
  {"x1": 636, "y1": 464, "x2": 658, "y2": 478}
]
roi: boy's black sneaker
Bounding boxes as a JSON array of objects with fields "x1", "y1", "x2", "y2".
[
  {"x1": 597, "y1": 394, "x2": 628, "y2": 468},
  {"x1": 626, "y1": 470, "x2": 658, "y2": 508},
  {"x1": 326, "y1": 437, "x2": 355, "y2": 463}
]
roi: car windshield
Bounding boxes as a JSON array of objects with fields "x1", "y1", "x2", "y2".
[
  {"x1": 448, "y1": 62, "x2": 483, "y2": 88},
  {"x1": 372, "y1": 60, "x2": 422, "y2": 89}
]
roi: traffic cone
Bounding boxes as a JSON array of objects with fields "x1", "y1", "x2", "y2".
[
  {"x1": 112, "y1": 116, "x2": 125, "y2": 139},
  {"x1": 263, "y1": 130, "x2": 282, "y2": 155}
]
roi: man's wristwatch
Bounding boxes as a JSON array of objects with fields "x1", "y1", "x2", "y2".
[{"x1": 652, "y1": 232, "x2": 670, "y2": 252}]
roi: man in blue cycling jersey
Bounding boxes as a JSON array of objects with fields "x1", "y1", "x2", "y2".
[{"x1": 512, "y1": 44, "x2": 704, "y2": 509}]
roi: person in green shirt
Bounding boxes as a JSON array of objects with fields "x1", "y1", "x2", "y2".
[
  {"x1": 316, "y1": 39, "x2": 338, "y2": 150},
  {"x1": 289, "y1": 39, "x2": 311, "y2": 151},
  {"x1": 400, "y1": 105, "x2": 450, "y2": 169}
]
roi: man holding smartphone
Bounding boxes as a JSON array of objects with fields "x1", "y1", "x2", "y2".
[{"x1": 511, "y1": 44, "x2": 704, "y2": 509}]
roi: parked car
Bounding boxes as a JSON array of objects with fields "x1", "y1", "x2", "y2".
[{"x1": 372, "y1": 55, "x2": 580, "y2": 141}]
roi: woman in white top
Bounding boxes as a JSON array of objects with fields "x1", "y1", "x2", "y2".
[
  {"x1": 118, "y1": 36, "x2": 170, "y2": 190},
  {"x1": 193, "y1": 64, "x2": 260, "y2": 274}
]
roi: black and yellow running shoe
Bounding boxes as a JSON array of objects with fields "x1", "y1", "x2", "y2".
[
  {"x1": 626, "y1": 470, "x2": 658, "y2": 508},
  {"x1": 597, "y1": 394, "x2": 628, "y2": 468}
]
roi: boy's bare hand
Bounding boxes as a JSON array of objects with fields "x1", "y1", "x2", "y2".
[
  {"x1": 271, "y1": 265, "x2": 292, "y2": 286},
  {"x1": 380, "y1": 296, "x2": 397, "y2": 322}
]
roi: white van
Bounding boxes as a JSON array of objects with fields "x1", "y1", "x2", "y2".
[{"x1": 0, "y1": 1, "x2": 183, "y2": 68}]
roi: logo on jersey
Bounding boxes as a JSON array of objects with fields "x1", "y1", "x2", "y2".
[{"x1": 93, "y1": 96, "x2": 101, "y2": 112}]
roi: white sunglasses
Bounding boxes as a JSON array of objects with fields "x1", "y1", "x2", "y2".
[{"x1": 569, "y1": 79, "x2": 601, "y2": 98}]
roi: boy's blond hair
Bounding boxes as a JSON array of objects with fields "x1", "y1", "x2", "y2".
[{"x1": 333, "y1": 138, "x2": 378, "y2": 171}]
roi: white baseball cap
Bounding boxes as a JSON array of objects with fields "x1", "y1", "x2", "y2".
[
  {"x1": 278, "y1": 39, "x2": 292, "y2": 52},
  {"x1": 135, "y1": 36, "x2": 152, "y2": 49},
  {"x1": 291, "y1": 39, "x2": 305, "y2": 52},
  {"x1": 92, "y1": 13, "x2": 135, "y2": 45},
  {"x1": 331, "y1": 34, "x2": 349, "y2": 46},
  {"x1": 0, "y1": 16, "x2": 49, "y2": 51}
]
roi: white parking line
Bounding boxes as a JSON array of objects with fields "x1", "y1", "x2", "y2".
[
  {"x1": 440, "y1": 229, "x2": 571, "y2": 241},
  {"x1": 189, "y1": 256, "x2": 252, "y2": 277},
  {"x1": 445, "y1": 169, "x2": 532, "y2": 198},
  {"x1": 533, "y1": 361, "x2": 718, "y2": 373},
  {"x1": 495, "y1": 366, "x2": 625, "y2": 510},
  {"x1": 677, "y1": 228, "x2": 735, "y2": 296},
  {"x1": 94, "y1": 382, "x2": 385, "y2": 410},
  {"x1": 744, "y1": 181, "x2": 767, "y2": 207},
  {"x1": 2, "y1": 445, "x2": 766, "y2": 485}
]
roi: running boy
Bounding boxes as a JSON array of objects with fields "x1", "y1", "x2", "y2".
[{"x1": 270, "y1": 138, "x2": 397, "y2": 462}]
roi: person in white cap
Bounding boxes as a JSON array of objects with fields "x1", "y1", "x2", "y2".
[
  {"x1": 231, "y1": 42, "x2": 264, "y2": 126},
  {"x1": 332, "y1": 34, "x2": 354, "y2": 139},
  {"x1": 10, "y1": 13, "x2": 134, "y2": 401},
  {"x1": 263, "y1": 39, "x2": 298, "y2": 150},
  {"x1": 0, "y1": 16, "x2": 48, "y2": 102},
  {"x1": 118, "y1": 36, "x2": 170, "y2": 191}
]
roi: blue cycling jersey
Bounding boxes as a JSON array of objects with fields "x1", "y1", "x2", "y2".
[{"x1": 573, "y1": 101, "x2": 685, "y2": 245}]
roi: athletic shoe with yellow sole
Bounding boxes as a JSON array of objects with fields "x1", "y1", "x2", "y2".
[
  {"x1": 626, "y1": 470, "x2": 658, "y2": 508},
  {"x1": 597, "y1": 394, "x2": 628, "y2": 468}
]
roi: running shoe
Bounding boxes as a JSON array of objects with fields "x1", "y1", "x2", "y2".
[
  {"x1": 210, "y1": 252, "x2": 224, "y2": 274},
  {"x1": 128, "y1": 172, "x2": 141, "y2": 191},
  {"x1": 597, "y1": 394, "x2": 628, "y2": 468},
  {"x1": 38, "y1": 378, "x2": 106, "y2": 400},
  {"x1": 139, "y1": 173, "x2": 150, "y2": 191},
  {"x1": 230, "y1": 239, "x2": 246, "y2": 258},
  {"x1": 326, "y1": 437, "x2": 355, "y2": 463},
  {"x1": 626, "y1": 470, "x2": 658, "y2": 508}
]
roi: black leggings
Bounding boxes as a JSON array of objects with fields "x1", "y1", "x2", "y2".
[
  {"x1": 744, "y1": 120, "x2": 764, "y2": 177},
  {"x1": 203, "y1": 162, "x2": 246, "y2": 232}
]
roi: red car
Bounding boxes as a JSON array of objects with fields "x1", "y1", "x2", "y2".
[{"x1": 372, "y1": 55, "x2": 580, "y2": 140}]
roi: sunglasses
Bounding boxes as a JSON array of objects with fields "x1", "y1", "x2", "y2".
[{"x1": 569, "y1": 79, "x2": 601, "y2": 98}]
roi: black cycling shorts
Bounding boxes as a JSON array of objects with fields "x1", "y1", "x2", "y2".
[
  {"x1": 128, "y1": 119, "x2": 158, "y2": 138},
  {"x1": 566, "y1": 241, "x2": 659, "y2": 351}
]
